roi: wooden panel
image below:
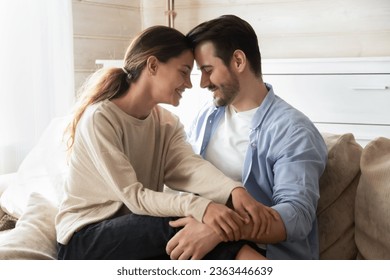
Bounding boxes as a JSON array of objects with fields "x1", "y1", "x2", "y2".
[
  {"x1": 72, "y1": 0, "x2": 141, "y2": 95},
  {"x1": 73, "y1": 37, "x2": 129, "y2": 69},
  {"x1": 259, "y1": 32, "x2": 390, "y2": 58},
  {"x1": 141, "y1": 0, "x2": 390, "y2": 58},
  {"x1": 73, "y1": 1, "x2": 141, "y2": 38},
  {"x1": 75, "y1": 0, "x2": 140, "y2": 8},
  {"x1": 140, "y1": 0, "x2": 165, "y2": 28},
  {"x1": 174, "y1": 0, "x2": 390, "y2": 34}
]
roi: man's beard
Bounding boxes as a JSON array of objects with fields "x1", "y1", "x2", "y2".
[{"x1": 212, "y1": 72, "x2": 240, "y2": 107}]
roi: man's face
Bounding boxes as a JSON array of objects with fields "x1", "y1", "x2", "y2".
[{"x1": 194, "y1": 42, "x2": 239, "y2": 107}]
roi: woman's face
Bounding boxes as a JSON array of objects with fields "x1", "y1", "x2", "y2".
[{"x1": 152, "y1": 50, "x2": 194, "y2": 107}]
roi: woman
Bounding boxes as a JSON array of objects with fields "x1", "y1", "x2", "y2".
[{"x1": 55, "y1": 26, "x2": 272, "y2": 260}]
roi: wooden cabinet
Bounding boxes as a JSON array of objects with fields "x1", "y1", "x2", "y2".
[{"x1": 262, "y1": 57, "x2": 390, "y2": 146}]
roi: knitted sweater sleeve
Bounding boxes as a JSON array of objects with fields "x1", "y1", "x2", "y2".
[{"x1": 76, "y1": 110, "x2": 212, "y2": 222}]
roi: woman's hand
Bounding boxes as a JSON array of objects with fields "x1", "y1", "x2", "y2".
[
  {"x1": 166, "y1": 217, "x2": 222, "y2": 260},
  {"x1": 202, "y1": 202, "x2": 245, "y2": 242},
  {"x1": 231, "y1": 187, "x2": 280, "y2": 239}
]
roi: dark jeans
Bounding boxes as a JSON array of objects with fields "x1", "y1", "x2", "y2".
[{"x1": 57, "y1": 214, "x2": 254, "y2": 260}]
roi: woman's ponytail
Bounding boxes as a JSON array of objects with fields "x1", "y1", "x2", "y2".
[{"x1": 65, "y1": 67, "x2": 129, "y2": 151}]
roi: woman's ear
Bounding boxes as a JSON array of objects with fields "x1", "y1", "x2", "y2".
[
  {"x1": 232, "y1": 50, "x2": 246, "y2": 73},
  {"x1": 146, "y1": 56, "x2": 159, "y2": 75}
]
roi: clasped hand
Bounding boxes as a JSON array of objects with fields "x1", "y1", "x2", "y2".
[
  {"x1": 166, "y1": 187, "x2": 280, "y2": 259},
  {"x1": 204, "y1": 187, "x2": 279, "y2": 241},
  {"x1": 230, "y1": 187, "x2": 280, "y2": 239}
]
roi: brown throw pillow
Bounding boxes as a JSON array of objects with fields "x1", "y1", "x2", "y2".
[
  {"x1": 318, "y1": 133, "x2": 362, "y2": 259},
  {"x1": 355, "y1": 137, "x2": 390, "y2": 259}
]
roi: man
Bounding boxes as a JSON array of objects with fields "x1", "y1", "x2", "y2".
[{"x1": 166, "y1": 15, "x2": 327, "y2": 259}]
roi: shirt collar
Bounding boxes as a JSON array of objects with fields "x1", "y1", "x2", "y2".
[{"x1": 251, "y1": 83, "x2": 275, "y2": 130}]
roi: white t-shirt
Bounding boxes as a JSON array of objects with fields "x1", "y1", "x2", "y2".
[
  {"x1": 205, "y1": 104, "x2": 266, "y2": 250},
  {"x1": 205, "y1": 105, "x2": 258, "y2": 182}
]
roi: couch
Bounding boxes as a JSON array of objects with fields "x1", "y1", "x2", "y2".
[
  {"x1": 317, "y1": 133, "x2": 390, "y2": 259},
  {"x1": 0, "y1": 117, "x2": 389, "y2": 259}
]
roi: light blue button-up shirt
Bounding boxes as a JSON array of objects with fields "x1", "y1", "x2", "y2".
[{"x1": 187, "y1": 84, "x2": 328, "y2": 259}]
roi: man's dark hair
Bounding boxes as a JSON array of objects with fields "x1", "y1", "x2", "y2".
[{"x1": 187, "y1": 14, "x2": 262, "y2": 77}]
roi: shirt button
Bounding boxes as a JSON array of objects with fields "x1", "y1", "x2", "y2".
[{"x1": 251, "y1": 142, "x2": 256, "y2": 148}]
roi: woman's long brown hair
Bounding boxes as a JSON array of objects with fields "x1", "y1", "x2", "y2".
[{"x1": 65, "y1": 25, "x2": 192, "y2": 152}]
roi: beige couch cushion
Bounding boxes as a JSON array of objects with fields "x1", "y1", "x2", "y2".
[
  {"x1": 0, "y1": 192, "x2": 57, "y2": 259},
  {"x1": 355, "y1": 137, "x2": 390, "y2": 259},
  {"x1": 318, "y1": 133, "x2": 362, "y2": 259}
]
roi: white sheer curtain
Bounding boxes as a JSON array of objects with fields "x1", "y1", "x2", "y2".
[{"x1": 0, "y1": 0, "x2": 74, "y2": 174}]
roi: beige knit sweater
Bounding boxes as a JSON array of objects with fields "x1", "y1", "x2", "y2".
[{"x1": 56, "y1": 100, "x2": 240, "y2": 245}]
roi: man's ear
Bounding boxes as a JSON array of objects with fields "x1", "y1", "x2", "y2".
[
  {"x1": 232, "y1": 50, "x2": 246, "y2": 73},
  {"x1": 146, "y1": 56, "x2": 159, "y2": 75}
]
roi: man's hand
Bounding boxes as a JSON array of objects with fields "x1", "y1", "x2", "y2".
[
  {"x1": 202, "y1": 202, "x2": 245, "y2": 241},
  {"x1": 166, "y1": 217, "x2": 222, "y2": 260},
  {"x1": 231, "y1": 187, "x2": 280, "y2": 239}
]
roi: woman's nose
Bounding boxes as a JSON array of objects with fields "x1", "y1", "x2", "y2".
[
  {"x1": 200, "y1": 73, "x2": 210, "y2": 88},
  {"x1": 185, "y1": 76, "x2": 192, "y2": 89}
]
